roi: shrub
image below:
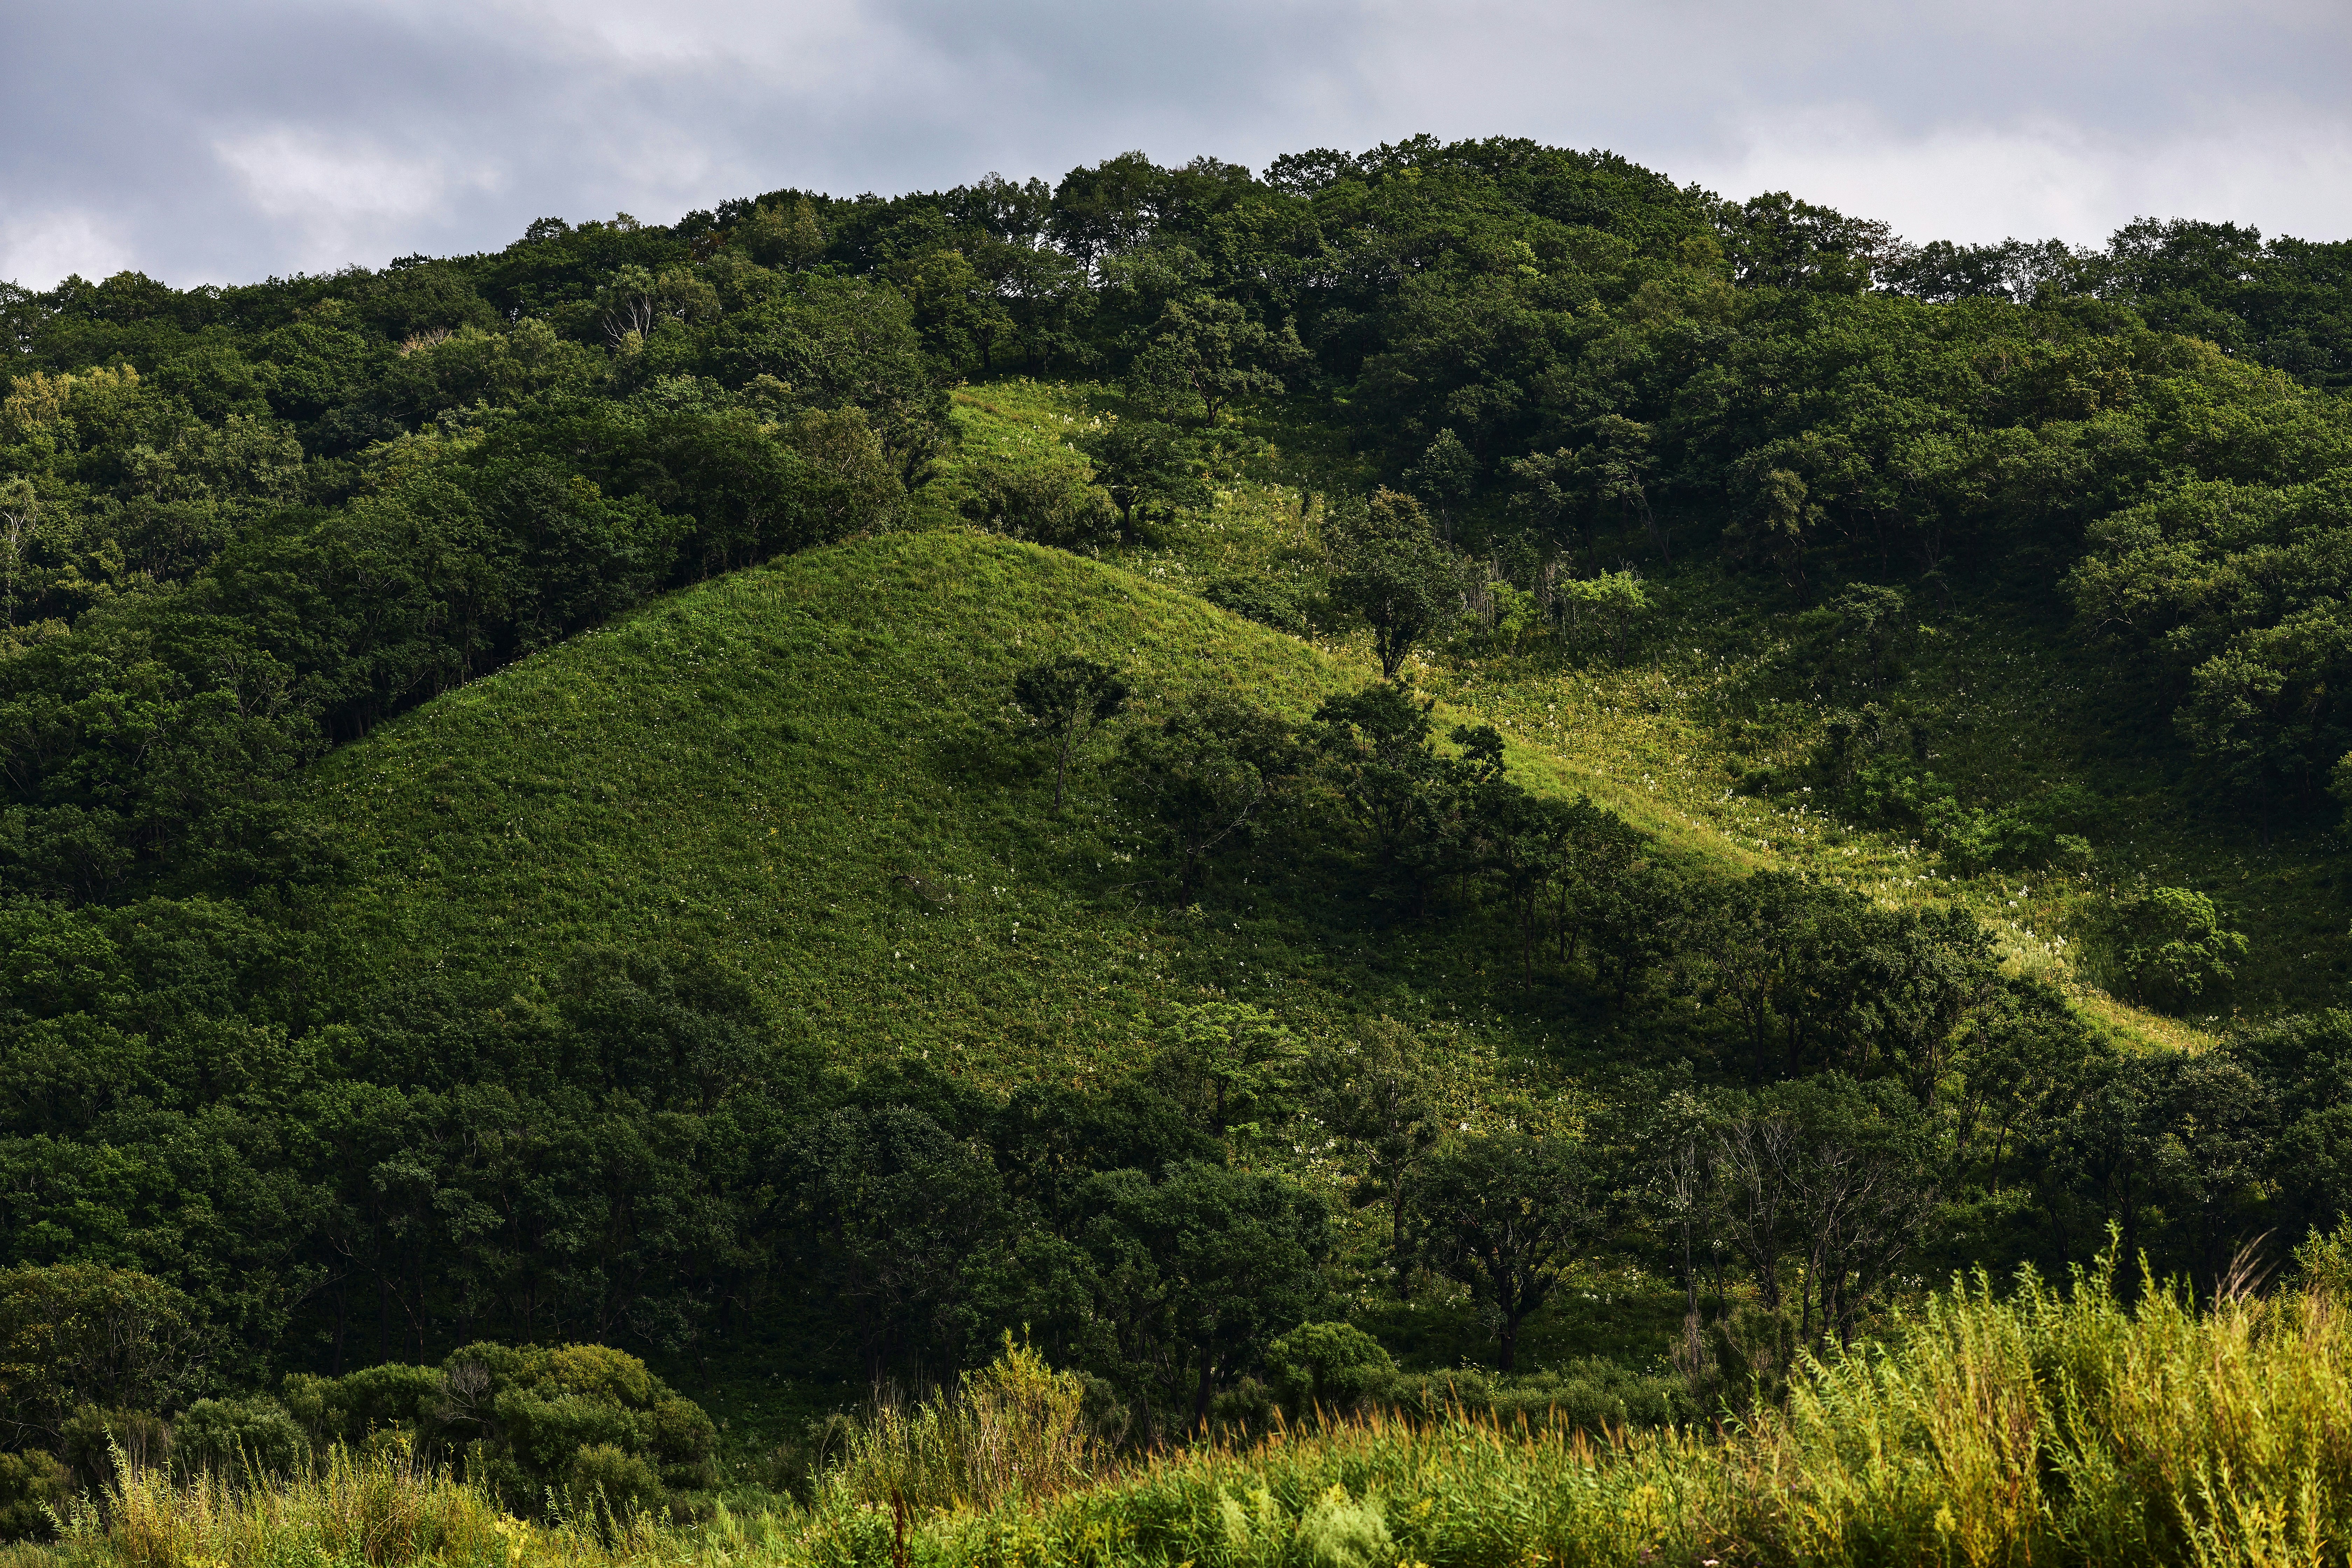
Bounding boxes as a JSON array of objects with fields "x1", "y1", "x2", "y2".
[
  {"x1": 56, "y1": 1406, "x2": 172, "y2": 1494},
  {"x1": 277, "y1": 1343, "x2": 715, "y2": 1517},
  {"x1": 958, "y1": 455, "x2": 1119, "y2": 551},
  {"x1": 828, "y1": 1335, "x2": 1098, "y2": 1514},
  {"x1": 279, "y1": 1362, "x2": 445, "y2": 1449},
  {"x1": 174, "y1": 1396, "x2": 307, "y2": 1480},
  {"x1": 2090, "y1": 884, "x2": 2249, "y2": 1013},
  {"x1": 441, "y1": 1343, "x2": 718, "y2": 1513},
  {"x1": 1265, "y1": 1322, "x2": 1398, "y2": 1417},
  {"x1": 561, "y1": 1443, "x2": 663, "y2": 1520},
  {"x1": 0, "y1": 1266, "x2": 207, "y2": 1446},
  {"x1": 1203, "y1": 574, "x2": 1309, "y2": 635},
  {"x1": 0, "y1": 1449, "x2": 64, "y2": 1541}
]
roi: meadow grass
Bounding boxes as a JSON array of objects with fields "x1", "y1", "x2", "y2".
[{"x1": 43, "y1": 1259, "x2": 2352, "y2": 1567}]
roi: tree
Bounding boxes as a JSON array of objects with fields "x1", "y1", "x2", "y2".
[
  {"x1": 1724, "y1": 467, "x2": 1819, "y2": 598},
  {"x1": 1264, "y1": 1321, "x2": 1398, "y2": 1417},
  {"x1": 1075, "y1": 418, "x2": 1207, "y2": 540},
  {"x1": 1699, "y1": 872, "x2": 1816, "y2": 1085},
  {"x1": 1326, "y1": 489, "x2": 1457, "y2": 680},
  {"x1": 1074, "y1": 1162, "x2": 1330, "y2": 1432},
  {"x1": 1126, "y1": 295, "x2": 1309, "y2": 422},
  {"x1": 1149, "y1": 1000, "x2": 1306, "y2": 1142},
  {"x1": 0, "y1": 1264, "x2": 209, "y2": 1443},
  {"x1": 1404, "y1": 429, "x2": 1478, "y2": 540},
  {"x1": 1797, "y1": 584, "x2": 1912, "y2": 693},
  {"x1": 1407, "y1": 1133, "x2": 1595, "y2": 1371},
  {"x1": 1318, "y1": 1017, "x2": 1441, "y2": 1292},
  {"x1": 0, "y1": 478, "x2": 35, "y2": 629},
  {"x1": 1119, "y1": 692, "x2": 1300, "y2": 895},
  {"x1": 1710, "y1": 1076, "x2": 1937, "y2": 1346},
  {"x1": 1555, "y1": 570, "x2": 1649, "y2": 666},
  {"x1": 742, "y1": 197, "x2": 827, "y2": 268},
  {"x1": 1011, "y1": 655, "x2": 1130, "y2": 813},
  {"x1": 2090, "y1": 886, "x2": 2249, "y2": 1015},
  {"x1": 784, "y1": 1105, "x2": 1008, "y2": 1375},
  {"x1": 958, "y1": 454, "x2": 1119, "y2": 551},
  {"x1": 1311, "y1": 682, "x2": 1446, "y2": 878}
]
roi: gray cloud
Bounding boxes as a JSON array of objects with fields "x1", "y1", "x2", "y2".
[{"x1": 5, "y1": 0, "x2": 2348, "y2": 287}]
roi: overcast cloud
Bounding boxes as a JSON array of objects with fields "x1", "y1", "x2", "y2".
[{"x1": 4, "y1": 0, "x2": 2348, "y2": 288}]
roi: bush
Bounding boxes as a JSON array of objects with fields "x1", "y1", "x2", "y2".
[
  {"x1": 278, "y1": 1342, "x2": 715, "y2": 1517},
  {"x1": 958, "y1": 455, "x2": 1119, "y2": 551},
  {"x1": 0, "y1": 1266, "x2": 207, "y2": 1445},
  {"x1": 0, "y1": 1449, "x2": 64, "y2": 1541},
  {"x1": 174, "y1": 1396, "x2": 308, "y2": 1480},
  {"x1": 57, "y1": 1405, "x2": 172, "y2": 1494},
  {"x1": 1265, "y1": 1322, "x2": 1398, "y2": 1417},
  {"x1": 561, "y1": 1443, "x2": 663, "y2": 1520},
  {"x1": 1203, "y1": 574, "x2": 1309, "y2": 635},
  {"x1": 2090, "y1": 885, "x2": 2249, "y2": 1013},
  {"x1": 827, "y1": 1336, "x2": 1098, "y2": 1514},
  {"x1": 443, "y1": 1343, "x2": 717, "y2": 1513},
  {"x1": 280, "y1": 1362, "x2": 445, "y2": 1449}
]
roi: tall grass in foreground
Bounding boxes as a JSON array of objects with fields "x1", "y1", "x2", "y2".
[
  {"x1": 46, "y1": 1255, "x2": 2352, "y2": 1567},
  {"x1": 824, "y1": 1336, "x2": 1102, "y2": 1515}
]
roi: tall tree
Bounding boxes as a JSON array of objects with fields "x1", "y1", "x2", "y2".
[
  {"x1": 1407, "y1": 1133, "x2": 1595, "y2": 1371},
  {"x1": 1326, "y1": 489, "x2": 1458, "y2": 680}
]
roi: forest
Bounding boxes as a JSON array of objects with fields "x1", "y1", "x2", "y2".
[{"x1": 2, "y1": 134, "x2": 2352, "y2": 1562}]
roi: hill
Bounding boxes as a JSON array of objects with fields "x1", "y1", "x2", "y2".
[
  {"x1": 4, "y1": 133, "x2": 2352, "y2": 1520},
  {"x1": 300, "y1": 528, "x2": 1368, "y2": 1085}
]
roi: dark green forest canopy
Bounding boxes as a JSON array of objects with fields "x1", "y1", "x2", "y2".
[{"x1": 0, "y1": 134, "x2": 2350, "y2": 1470}]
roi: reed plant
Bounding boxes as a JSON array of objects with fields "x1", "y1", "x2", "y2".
[{"x1": 822, "y1": 1335, "x2": 1103, "y2": 1516}]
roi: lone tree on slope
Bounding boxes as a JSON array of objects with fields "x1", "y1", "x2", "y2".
[{"x1": 1012, "y1": 654, "x2": 1130, "y2": 813}]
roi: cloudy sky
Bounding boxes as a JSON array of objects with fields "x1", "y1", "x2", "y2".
[{"x1": 5, "y1": 0, "x2": 2348, "y2": 288}]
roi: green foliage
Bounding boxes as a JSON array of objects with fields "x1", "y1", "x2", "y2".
[
  {"x1": 1263, "y1": 1322, "x2": 1397, "y2": 1417},
  {"x1": 0, "y1": 1266, "x2": 206, "y2": 1444},
  {"x1": 0, "y1": 1448, "x2": 63, "y2": 1541},
  {"x1": 1125, "y1": 295, "x2": 1309, "y2": 423},
  {"x1": 1407, "y1": 1133, "x2": 1596, "y2": 1372},
  {"x1": 956, "y1": 454, "x2": 1118, "y2": 551},
  {"x1": 1324, "y1": 489, "x2": 1455, "y2": 680},
  {"x1": 1073, "y1": 418, "x2": 1207, "y2": 542},
  {"x1": 1316, "y1": 1018, "x2": 1441, "y2": 1289},
  {"x1": 173, "y1": 1395, "x2": 307, "y2": 1479},
  {"x1": 287, "y1": 1342, "x2": 716, "y2": 1517},
  {"x1": 1118, "y1": 692, "x2": 1301, "y2": 895},
  {"x1": 1554, "y1": 569, "x2": 1648, "y2": 665},
  {"x1": 1011, "y1": 653, "x2": 1130, "y2": 812},
  {"x1": 9, "y1": 134, "x2": 2352, "y2": 1487},
  {"x1": 2087, "y1": 885, "x2": 2249, "y2": 1014},
  {"x1": 824, "y1": 1336, "x2": 1097, "y2": 1514}
]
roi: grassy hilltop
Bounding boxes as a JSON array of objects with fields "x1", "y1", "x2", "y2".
[{"x1": 302, "y1": 529, "x2": 1367, "y2": 1086}]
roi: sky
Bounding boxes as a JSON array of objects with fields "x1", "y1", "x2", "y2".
[{"x1": 5, "y1": 0, "x2": 2349, "y2": 289}]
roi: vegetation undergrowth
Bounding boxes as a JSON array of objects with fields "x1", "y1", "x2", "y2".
[{"x1": 38, "y1": 1252, "x2": 2352, "y2": 1568}]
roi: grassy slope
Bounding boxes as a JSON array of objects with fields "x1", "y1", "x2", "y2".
[
  {"x1": 290, "y1": 377, "x2": 2341, "y2": 1421},
  {"x1": 954, "y1": 378, "x2": 2350, "y2": 1043},
  {"x1": 306, "y1": 529, "x2": 1365, "y2": 1086}
]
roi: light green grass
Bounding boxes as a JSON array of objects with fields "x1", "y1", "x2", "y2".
[
  {"x1": 303, "y1": 530, "x2": 1362, "y2": 1086},
  {"x1": 293, "y1": 525, "x2": 1698, "y2": 1385}
]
